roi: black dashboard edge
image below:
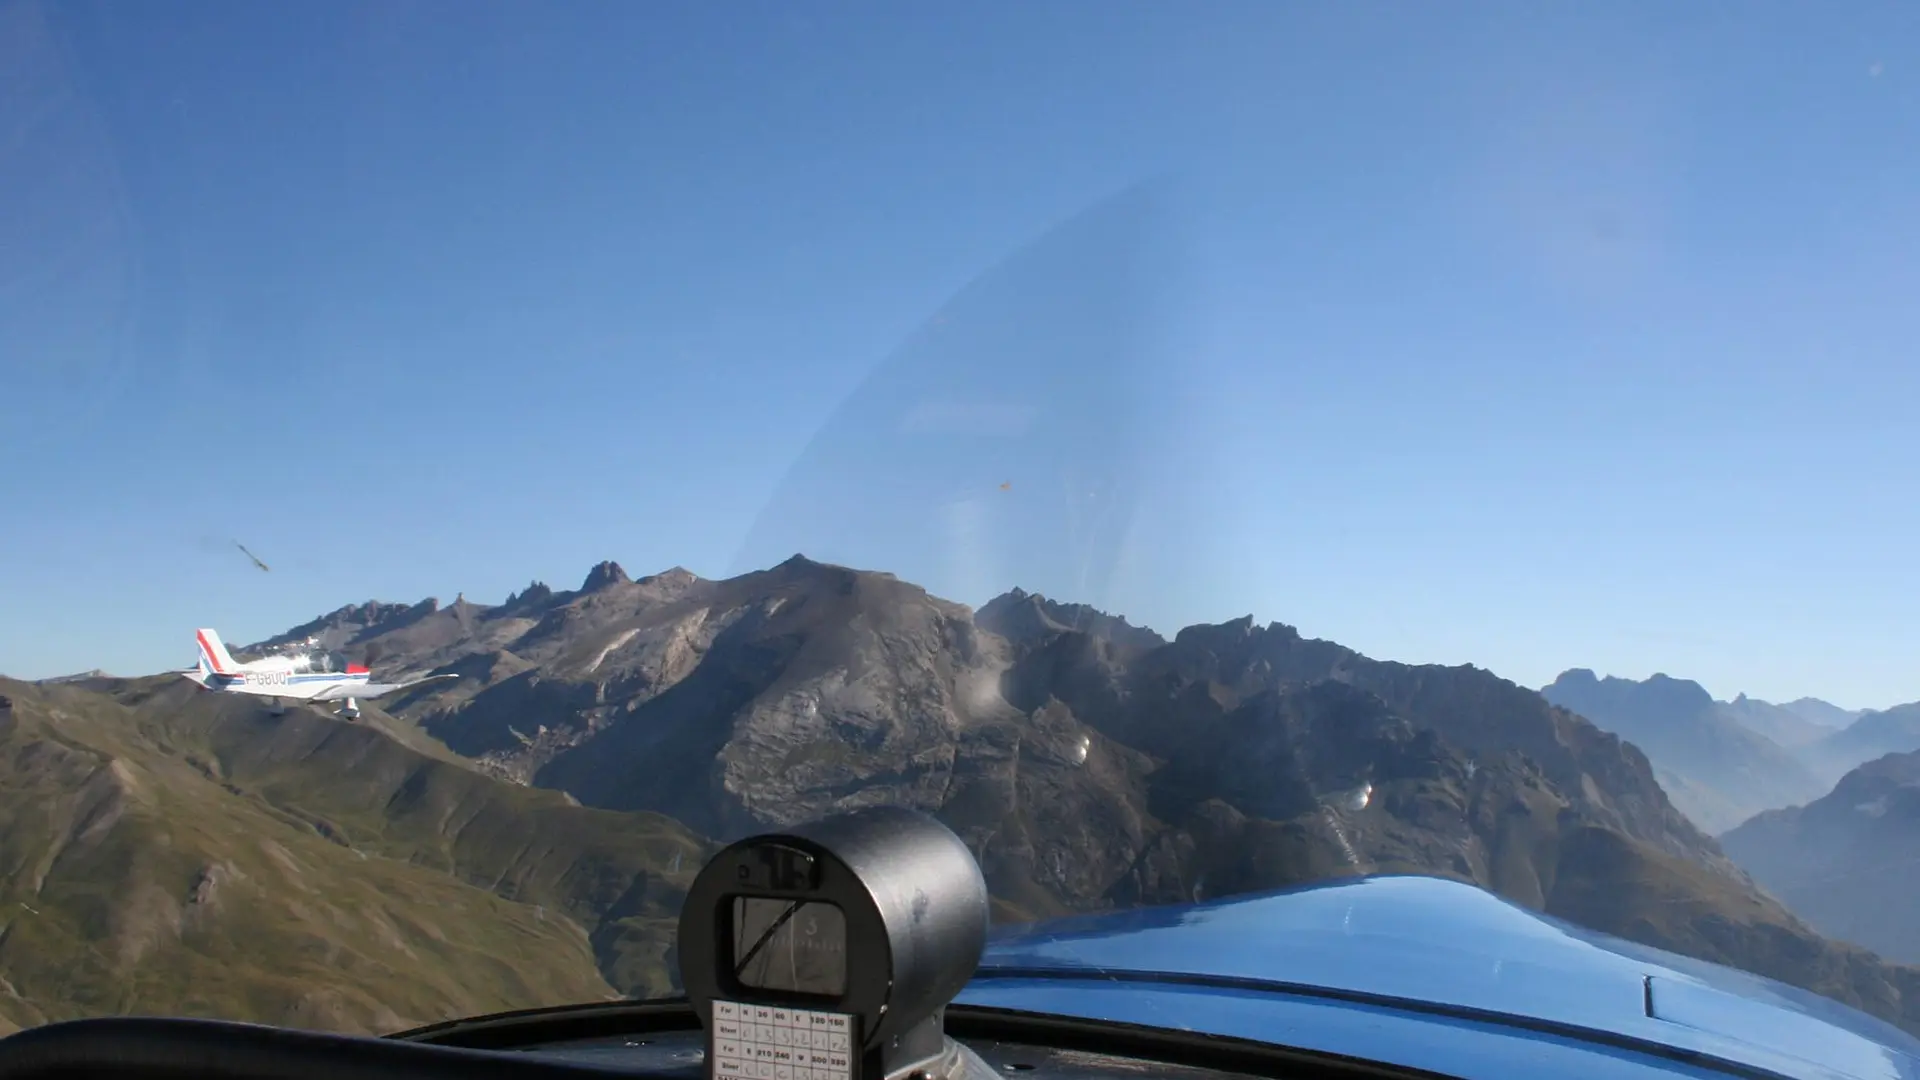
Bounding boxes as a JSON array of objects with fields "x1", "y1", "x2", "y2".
[
  {"x1": 390, "y1": 997, "x2": 698, "y2": 1050},
  {"x1": 0, "y1": 1015, "x2": 658, "y2": 1080},
  {"x1": 393, "y1": 998, "x2": 1462, "y2": 1080},
  {"x1": 942, "y1": 1004, "x2": 1461, "y2": 1080}
]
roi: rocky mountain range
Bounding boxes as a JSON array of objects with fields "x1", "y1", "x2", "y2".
[
  {"x1": 1780, "y1": 697, "x2": 1870, "y2": 731},
  {"x1": 9, "y1": 556, "x2": 1920, "y2": 1039},
  {"x1": 1539, "y1": 670, "x2": 1829, "y2": 834},
  {"x1": 1541, "y1": 671, "x2": 1920, "y2": 835},
  {"x1": 1723, "y1": 749, "x2": 1920, "y2": 966},
  {"x1": 1807, "y1": 705, "x2": 1920, "y2": 784},
  {"x1": 1718, "y1": 693, "x2": 1837, "y2": 749}
]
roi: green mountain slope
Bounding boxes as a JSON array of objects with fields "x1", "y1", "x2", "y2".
[{"x1": 0, "y1": 677, "x2": 709, "y2": 1035}]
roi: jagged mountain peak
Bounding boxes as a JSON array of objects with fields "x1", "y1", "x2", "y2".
[
  {"x1": 581, "y1": 561, "x2": 632, "y2": 592},
  {"x1": 504, "y1": 580, "x2": 554, "y2": 608},
  {"x1": 1547, "y1": 668, "x2": 1715, "y2": 710},
  {"x1": 777, "y1": 553, "x2": 821, "y2": 570},
  {"x1": 1172, "y1": 614, "x2": 1258, "y2": 648},
  {"x1": 1642, "y1": 672, "x2": 1715, "y2": 708},
  {"x1": 976, "y1": 588, "x2": 1164, "y2": 653},
  {"x1": 762, "y1": 553, "x2": 894, "y2": 584}
]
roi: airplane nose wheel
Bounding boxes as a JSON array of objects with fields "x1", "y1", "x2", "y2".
[{"x1": 337, "y1": 698, "x2": 360, "y2": 722}]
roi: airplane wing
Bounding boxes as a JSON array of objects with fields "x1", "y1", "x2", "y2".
[
  {"x1": 233, "y1": 540, "x2": 270, "y2": 572},
  {"x1": 309, "y1": 674, "x2": 458, "y2": 702}
]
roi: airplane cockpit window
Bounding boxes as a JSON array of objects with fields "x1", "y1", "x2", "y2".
[{"x1": 4, "y1": 5, "x2": 1917, "y2": 1080}]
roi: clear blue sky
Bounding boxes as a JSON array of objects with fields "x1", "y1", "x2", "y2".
[{"x1": 4, "y1": 1, "x2": 1918, "y2": 706}]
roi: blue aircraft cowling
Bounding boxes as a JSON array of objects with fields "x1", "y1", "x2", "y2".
[{"x1": 957, "y1": 875, "x2": 1920, "y2": 1080}]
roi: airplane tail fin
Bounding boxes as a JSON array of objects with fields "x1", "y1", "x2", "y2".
[{"x1": 194, "y1": 629, "x2": 239, "y2": 676}]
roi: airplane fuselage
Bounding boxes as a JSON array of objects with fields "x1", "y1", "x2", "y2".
[{"x1": 192, "y1": 667, "x2": 374, "y2": 701}]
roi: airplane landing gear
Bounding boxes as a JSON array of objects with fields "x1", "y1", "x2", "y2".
[
  {"x1": 267, "y1": 698, "x2": 286, "y2": 717},
  {"x1": 338, "y1": 697, "x2": 361, "y2": 721}
]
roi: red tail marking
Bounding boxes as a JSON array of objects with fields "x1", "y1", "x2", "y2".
[{"x1": 196, "y1": 630, "x2": 233, "y2": 674}]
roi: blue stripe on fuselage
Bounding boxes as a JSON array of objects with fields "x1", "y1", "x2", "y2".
[{"x1": 212, "y1": 672, "x2": 368, "y2": 686}]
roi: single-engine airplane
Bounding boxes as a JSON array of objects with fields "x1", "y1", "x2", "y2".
[{"x1": 181, "y1": 627, "x2": 457, "y2": 720}]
